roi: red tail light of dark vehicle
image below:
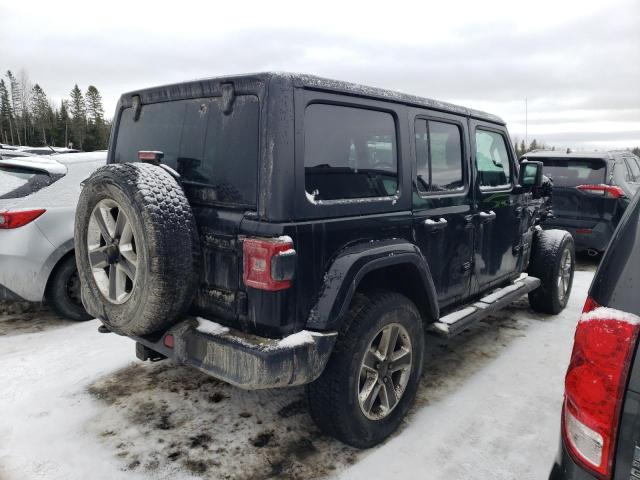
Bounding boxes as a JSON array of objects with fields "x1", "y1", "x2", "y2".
[
  {"x1": 576, "y1": 184, "x2": 625, "y2": 199},
  {"x1": 562, "y1": 297, "x2": 640, "y2": 478},
  {"x1": 242, "y1": 237, "x2": 296, "y2": 291}
]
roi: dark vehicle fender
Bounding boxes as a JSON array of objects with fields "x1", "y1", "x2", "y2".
[{"x1": 306, "y1": 239, "x2": 439, "y2": 331}]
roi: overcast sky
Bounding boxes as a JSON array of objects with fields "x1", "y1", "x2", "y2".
[{"x1": 1, "y1": 0, "x2": 638, "y2": 150}]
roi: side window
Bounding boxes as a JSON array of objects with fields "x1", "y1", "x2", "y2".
[
  {"x1": 414, "y1": 119, "x2": 464, "y2": 193},
  {"x1": 475, "y1": 129, "x2": 512, "y2": 189},
  {"x1": 304, "y1": 104, "x2": 397, "y2": 201},
  {"x1": 625, "y1": 157, "x2": 640, "y2": 181}
]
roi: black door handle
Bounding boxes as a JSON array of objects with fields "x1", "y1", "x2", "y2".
[
  {"x1": 464, "y1": 214, "x2": 475, "y2": 229},
  {"x1": 424, "y1": 217, "x2": 448, "y2": 231},
  {"x1": 479, "y1": 210, "x2": 496, "y2": 223}
]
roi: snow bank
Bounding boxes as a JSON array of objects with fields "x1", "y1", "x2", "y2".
[
  {"x1": 0, "y1": 268, "x2": 598, "y2": 480},
  {"x1": 195, "y1": 317, "x2": 230, "y2": 335},
  {"x1": 580, "y1": 306, "x2": 640, "y2": 325}
]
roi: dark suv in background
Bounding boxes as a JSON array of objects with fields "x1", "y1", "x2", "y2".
[
  {"x1": 551, "y1": 190, "x2": 640, "y2": 480},
  {"x1": 75, "y1": 73, "x2": 574, "y2": 448},
  {"x1": 521, "y1": 151, "x2": 640, "y2": 255}
]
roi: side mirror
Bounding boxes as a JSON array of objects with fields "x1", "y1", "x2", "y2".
[{"x1": 518, "y1": 161, "x2": 543, "y2": 190}]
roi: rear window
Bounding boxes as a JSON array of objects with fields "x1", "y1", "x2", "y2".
[
  {"x1": 304, "y1": 104, "x2": 398, "y2": 201},
  {"x1": 537, "y1": 158, "x2": 606, "y2": 187},
  {"x1": 114, "y1": 95, "x2": 260, "y2": 206},
  {"x1": 0, "y1": 166, "x2": 58, "y2": 199}
]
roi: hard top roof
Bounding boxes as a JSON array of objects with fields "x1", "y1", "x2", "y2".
[
  {"x1": 523, "y1": 150, "x2": 638, "y2": 161},
  {"x1": 119, "y1": 72, "x2": 505, "y2": 125}
]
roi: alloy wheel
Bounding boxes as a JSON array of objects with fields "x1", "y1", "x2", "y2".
[
  {"x1": 87, "y1": 199, "x2": 138, "y2": 304},
  {"x1": 557, "y1": 248, "x2": 572, "y2": 302},
  {"x1": 357, "y1": 323, "x2": 413, "y2": 420}
]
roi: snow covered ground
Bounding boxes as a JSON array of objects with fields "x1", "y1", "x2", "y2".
[{"x1": 0, "y1": 259, "x2": 597, "y2": 480}]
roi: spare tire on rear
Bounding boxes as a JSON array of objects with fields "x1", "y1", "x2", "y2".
[{"x1": 74, "y1": 162, "x2": 199, "y2": 336}]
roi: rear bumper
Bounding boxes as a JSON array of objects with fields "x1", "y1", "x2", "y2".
[
  {"x1": 133, "y1": 318, "x2": 337, "y2": 389},
  {"x1": 0, "y1": 284, "x2": 24, "y2": 301},
  {"x1": 542, "y1": 220, "x2": 614, "y2": 252},
  {"x1": 0, "y1": 222, "x2": 57, "y2": 302},
  {"x1": 549, "y1": 438, "x2": 597, "y2": 480}
]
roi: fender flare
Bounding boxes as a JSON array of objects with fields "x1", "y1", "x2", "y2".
[{"x1": 306, "y1": 238, "x2": 439, "y2": 331}]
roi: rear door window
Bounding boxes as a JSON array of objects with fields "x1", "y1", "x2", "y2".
[
  {"x1": 0, "y1": 166, "x2": 58, "y2": 199},
  {"x1": 114, "y1": 95, "x2": 260, "y2": 206},
  {"x1": 625, "y1": 157, "x2": 640, "y2": 182},
  {"x1": 304, "y1": 104, "x2": 398, "y2": 201},
  {"x1": 537, "y1": 158, "x2": 606, "y2": 186},
  {"x1": 415, "y1": 119, "x2": 464, "y2": 193},
  {"x1": 474, "y1": 130, "x2": 512, "y2": 189}
]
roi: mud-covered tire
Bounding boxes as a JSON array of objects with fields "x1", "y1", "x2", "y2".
[
  {"x1": 74, "y1": 162, "x2": 199, "y2": 336},
  {"x1": 46, "y1": 254, "x2": 92, "y2": 321},
  {"x1": 307, "y1": 290, "x2": 425, "y2": 448},
  {"x1": 527, "y1": 229, "x2": 575, "y2": 314}
]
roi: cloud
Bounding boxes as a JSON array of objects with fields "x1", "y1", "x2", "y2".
[{"x1": 1, "y1": 0, "x2": 638, "y2": 149}]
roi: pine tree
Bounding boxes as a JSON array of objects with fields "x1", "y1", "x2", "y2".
[
  {"x1": 84, "y1": 85, "x2": 107, "y2": 151},
  {"x1": 529, "y1": 139, "x2": 538, "y2": 151},
  {"x1": 69, "y1": 84, "x2": 86, "y2": 150},
  {"x1": 632, "y1": 147, "x2": 640, "y2": 158},
  {"x1": 0, "y1": 79, "x2": 14, "y2": 144},
  {"x1": 54, "y1": 100, "x2": 71, "y2": 148},
  {"x1": 85, "y1": 86, "x2": 104, "y2": 123},
  {"x1": 30, "y1": 84, "x2": 50, "y2": 145},
  {"x1": 520, "y1": 139, "x2": 526, "y2": 155}
]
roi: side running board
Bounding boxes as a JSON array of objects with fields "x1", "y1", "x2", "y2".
[{"x1": 431, "y1": 275, "x2": 541, "y2": 337}]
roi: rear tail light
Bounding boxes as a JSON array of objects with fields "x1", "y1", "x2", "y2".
[
  {"x1": 243, "y1": 236, "x2": 296, "y2": 291},
  {"x1": 562, "y1": 297, "x2": 640, "y2": 478},
  {"x1": 576, "y1": 184, "x2": 625, "y2": 199},
  {"x1": 0, "y1": 209, "x2": 46, "y2": 229},
  {"x1": 138, "y1": 150, "x2": 164, "y2": 164}
]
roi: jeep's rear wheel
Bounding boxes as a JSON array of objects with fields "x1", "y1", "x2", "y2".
[
  {"x1": 75, "y1": 163, "x2": 199, "y2": 336},
  {"x1": 307, "y1": 290, "x2": 424, "y2": 448}
]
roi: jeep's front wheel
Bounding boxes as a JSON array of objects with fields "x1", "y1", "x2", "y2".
[
  {"x1": 527, "y1": 229, "x2": 575, "y2": 314},
  {"x1": 307, "y1": 290, "x2": 424, "y2": 448}
]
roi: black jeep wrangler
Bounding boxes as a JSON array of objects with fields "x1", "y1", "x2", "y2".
[{"x1": 75, "y1": 73, "x2": 574, "y2": 448}]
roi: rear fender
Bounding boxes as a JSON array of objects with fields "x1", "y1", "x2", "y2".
[{"x1": 306, "y1": 239, "x2": 439, "y2": 331}]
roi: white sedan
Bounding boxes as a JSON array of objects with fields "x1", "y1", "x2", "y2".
[{"x1": 0, "y1": 151, "x2": 106, "y2": 320}]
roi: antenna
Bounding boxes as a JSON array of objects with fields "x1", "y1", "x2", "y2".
[{"x1": 525, "y1": 97, "x2": 528, "y2": 147}]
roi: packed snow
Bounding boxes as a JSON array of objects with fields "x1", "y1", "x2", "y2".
[
  {"x1": 195, "y1": 318, "x2": 230, "y2": 336},
  {"x1": 276, "y1": 330, "x2": 316, "y2": 348},
  {"x1": 580, "y1": 306, "x2": 640, "y2": 325},
  {"x1": 0, "y1": 259, "x2": 598, "y2": 480}
]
